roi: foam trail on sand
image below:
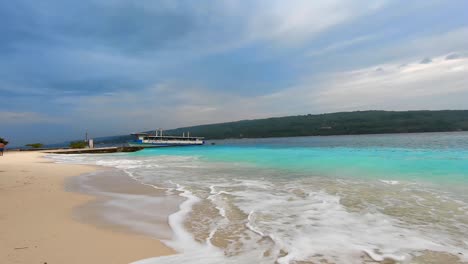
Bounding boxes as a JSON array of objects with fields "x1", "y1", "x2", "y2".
[
  {"x1": 207, "y1": 185, "x2": 228, "y2": 218},
  {"x1": 245, "y1": 211, "x2": 265, "y2": 237},
  {"x1": 167, "y1": 185, "x2": 200, "y2": 246},
  {"x1": 132, "y1": 185, "x2": 230, "y2": 264}
]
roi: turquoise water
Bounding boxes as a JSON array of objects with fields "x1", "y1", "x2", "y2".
[
  {"x1": 55, "y1": 132, "x2": 468, "y2": 263},
  {"x1": 135, "y1": 132, "x2": 468, "y2": 184}
]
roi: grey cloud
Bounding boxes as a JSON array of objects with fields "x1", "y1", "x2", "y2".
[
  {"x1": 0, "y1": 1, "x2": 198, "y2": 55},
  {"x1": 1, "y1": 0, "x2": 387, "y2": 101},
  {"x1": 0, "y1": 111, "x2": 62, "y2": 124},
  {"x1": 3, "y1": 0, "x2": 468, "y2": 145},
  {"x1": 333, "y1": 27, "x2": 468, "y2": 73},
  {"x1": 420, "y1": 57, "x2": 432, "y2": 64},
  {"x1": 314, "y1": 56, "x2": 468, "y2": 112},
  {"x1": 0, "y1": 1, "x2": 199, "y2": 99}
]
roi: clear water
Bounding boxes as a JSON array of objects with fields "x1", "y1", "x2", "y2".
[{"x1": 51, "y1": 132, "x2": 468, "y2": 264}]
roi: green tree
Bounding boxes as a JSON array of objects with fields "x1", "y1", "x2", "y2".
[
  {"x1": 25, "y1": 143, "x2": 44, "y2": 148},
  {"x1": 0, "y1": 137, "x2": 8, "y2": 145},
  {"x1": 69, "y1": 141, "x2": 87, "y2": 149}
]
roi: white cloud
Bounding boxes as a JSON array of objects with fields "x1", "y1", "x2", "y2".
[
  {"x1": 242, "y1": 0, "x2": 388, "y2": 45},
  {"x1": 347, "y1": 27, "x2": 468, "y2": 67},
  {"x1": 58, "y1": 82, "x2": 251, "y2": 135},
  {"x1": 59, "y1": 53, "x2": 468, "y2": 135},
  {"x1": 165, "y1": 0, "x2": 390, "y2": 55},
  {"x1": 285, "y1": 54, "x2": 468, "y2": 112},
  {"x1": 307, "y1": 33, "x2": 380, "y2": 57}
]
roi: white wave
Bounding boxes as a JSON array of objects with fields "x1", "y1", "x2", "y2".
[
  {"x1": 165, "y1": 184, "x2": 201, "y2": 250},
  {"x1": 207, "y1": 185, "x2": 229, "y2": 218},
  {"x1": 380, "y1": 180, "x2": 400, "y2": 185},
  {"x1": 132, "y1": 185, "x2": 232, "y2": 264},
  {"x1": 231, "y1": 186, "x2": 468, "y2": 263},
  {"x1": 245, "y1": 211, "x2": 265, "y2": 237},
  {"x1": 48, "y1": 153, "x2": 468, "y2": 264},
  {"x1": 123, "y1": 170, "x2": 167, "y2": 190}
]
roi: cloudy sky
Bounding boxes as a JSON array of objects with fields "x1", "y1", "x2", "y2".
[{"x1": 1, "y1": 0, "x2": 467, "y2": 145}]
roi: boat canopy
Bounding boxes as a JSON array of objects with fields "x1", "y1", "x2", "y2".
[{"x1": 131, "y1": 133, "x2": 204, "y2": 140}]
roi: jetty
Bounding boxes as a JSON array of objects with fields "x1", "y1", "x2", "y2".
[{"x1": 46, "y1": 146, "x2": 143, "y2": 154}]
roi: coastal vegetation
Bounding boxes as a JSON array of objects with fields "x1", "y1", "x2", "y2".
[
  {"x1": 0, "y1": 137, "x2": 9, "y2": 145},
  {"x1": 25, "y1": 143, "x2": 44, "y2": 148},
  {"x1": 166, "y1": 110, "x2": 468, "y2": 139},
  {"x1": 93, "y1": 110, "x2": 468, "y2": 144},
  {"x1": 69, "y1": 141, "x2": 87, "y2": 149}
]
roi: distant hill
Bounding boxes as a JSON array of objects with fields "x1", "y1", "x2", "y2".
[{"x1": 95, "y1": 110, "x2": 468, "y2": 144}]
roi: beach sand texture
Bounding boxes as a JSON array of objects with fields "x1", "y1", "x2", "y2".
[{"x1": 0, "y1": 151, "x2": 174, "y2": 264}]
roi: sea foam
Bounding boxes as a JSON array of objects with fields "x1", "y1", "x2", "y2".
[{"x1": 48, "y1": 143, "x2": 468, "y2": 264}]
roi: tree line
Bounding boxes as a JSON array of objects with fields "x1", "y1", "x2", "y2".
[{"x1": 165, "y1": 110, "x2": 468, "y2": 139}]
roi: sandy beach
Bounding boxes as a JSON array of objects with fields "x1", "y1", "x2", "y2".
[{"x1": 0, "y1": 151, "x2": 174, "y2": 264}]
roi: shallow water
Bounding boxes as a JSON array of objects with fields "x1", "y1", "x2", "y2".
[{"x1": 51, "y1": 132, "x2": 468, "y2": 264}]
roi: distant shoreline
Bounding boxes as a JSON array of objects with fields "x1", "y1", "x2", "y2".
[
  {"x1": 90, "y1": 110, "x2": 468, "y2": 145},
  {"x1": 207, "y1": 130, "x2": 468, "y2": 141},
  {"x1": 7, "y1": 110, "x2": 468, "y2": 148},
  {"x1": 10, "y1": 130, "x2": 468, "y2": 150}
]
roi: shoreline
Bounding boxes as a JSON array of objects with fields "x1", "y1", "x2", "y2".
[
  {"x1": 64, "y1": 165, "x2": 181, "y2": 243},
  {"x1": 0, "y1": 151, "x2": 175, "y2": 264},
  {"x1": 3, "y1": 143, "x2": 466, "y2": 263}
]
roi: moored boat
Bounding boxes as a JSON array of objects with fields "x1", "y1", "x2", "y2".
[{"x1": 128, "y1": 129, "x2": 204, "y2": 148}]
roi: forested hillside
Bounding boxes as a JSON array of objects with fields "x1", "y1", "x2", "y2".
[{"x1": 164, "y1": 110, "x2": 468, "y2": 139}]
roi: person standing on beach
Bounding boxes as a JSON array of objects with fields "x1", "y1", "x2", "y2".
[{"x1": 0, "y1": 142, "x2": 5, "y2": 156}]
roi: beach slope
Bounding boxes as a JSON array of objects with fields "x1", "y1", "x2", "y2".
[{"x1": 0, "y1": 151, "x2": 173, "y2": 264}]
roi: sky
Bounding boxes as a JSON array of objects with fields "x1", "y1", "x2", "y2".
[{"x1": 1, "y1": 0, "x2": 468, "y2": 146}]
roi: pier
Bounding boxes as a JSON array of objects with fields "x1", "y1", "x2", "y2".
[{"x1": 46, "y1": 146, "x2": 144, "y2": 154}]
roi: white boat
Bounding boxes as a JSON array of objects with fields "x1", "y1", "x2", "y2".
[{"x1": 128, "y1": 129, "x2": 204, "y2": 148}]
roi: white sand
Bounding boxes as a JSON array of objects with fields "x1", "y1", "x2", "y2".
[{"x1": 0, "y1": 151, "x2": 174, "y2": 264}]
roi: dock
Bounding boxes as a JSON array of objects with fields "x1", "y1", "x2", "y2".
[{"x1": 46, "y1": 146, "x2": 144, "y2": 154}]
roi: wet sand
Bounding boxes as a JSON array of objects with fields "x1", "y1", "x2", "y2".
[
  {"x1": 66, "y1": 167, "x2": 182, "y2": 241},
  {"x1": 0, "y1": 151, "x2": 174, "y2": 264}
]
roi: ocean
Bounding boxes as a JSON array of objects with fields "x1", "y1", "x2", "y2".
[{"x1": 51, "y1": 132, "x2": 468, "y2": 264}]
